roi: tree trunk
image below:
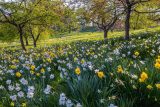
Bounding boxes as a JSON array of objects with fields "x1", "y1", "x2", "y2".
[
  {"x1": 104, "y1": 30, "x2": 108, "y2": 39},
  {"x1": 125, "y1": 6, "x2": 131, "y2": 40},
  {"x1": 68, "y1": 25, "x2": 71, "y2": 33},
  {"x1": 18, "y1": 27, "x2": 26, "y2": 51},
  {"x1": 25, "y1": 36, "x2": 29, "y2": 46},
  {"x1": 33, "y1": 40, "x2": 37, "y2": 47}
]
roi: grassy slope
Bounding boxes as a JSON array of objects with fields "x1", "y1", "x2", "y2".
[
  {"x1": 40, "y1": 27, "x2": 160, "y2": 46},
  {"x1": 0, "y1": 27, "x2": 160, "y2": 49}
]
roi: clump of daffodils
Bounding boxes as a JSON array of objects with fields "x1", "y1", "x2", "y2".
[
  {"x1": 139, "y1": 72, "x2": 148, "y2": 82},
  {"x1": 155, "y1": 56, "x2": 160, "y2": 69}
]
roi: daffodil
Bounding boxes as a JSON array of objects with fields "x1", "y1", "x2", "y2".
[
  {"x1": 139, "y1": 72, "x2": 148, "y2": 82},
  {"x1": 81, "y1": 59, "x2": 85, "y2": 64},
  {"x1": 10, "y1": 102, "x2": 14, "y2": 107},
  {"x1": 36, "y1": 73, "x2": 40, "y2": 76},
  {"x1": 154, "y1": 56, "x2": 160, "y2": 69},
  {"x1": 134, "y1": 51, "x2": 140, "y2": 56},
  {"x1": 75, "y1": 67, "x2": 81, "y2": 75},
  {"x1": 10, "y1": 65, "x2": 16, "y2": 69},
  {"x1": 156, "y1": 84, "x2": 160, "y2": 89},
  {"x1": 16, "y1": 72, "x2": 22, "y2": 78},
  {"x1": 147, "y1": 85, "x2": 153, "y2": 90},
  {"x1": 31, "y1": 65, "x2": 35, "y2": 71},
  {"x1": 117, "y1": 65, "x2": 123, "y2": 73},
  {"x1": 21, "y1": 103, "x2": 27, "y2": 107},
  {"x1": 30, "y1": 70, "x2": 35, "y2": 74},
  {"x1": 41, "y1": 68, "x2": 45, "y2": 73},
  {"x1": 97, "y1": 71, "x2": 105, "y2": 79},
  {"x1": 47, "y1": 58, "x2": 51, "y2": 63}
]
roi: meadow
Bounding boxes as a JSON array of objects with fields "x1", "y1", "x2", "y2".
[
  {"x1": 1, "y1": 27, "x2": 159, "y2": 49},
  {"x1": 0, "y1": 27, "x2": 160, "y2": 107},
  {"x1": 0, "y1": 0, "x2": 160, "y2": 106}
]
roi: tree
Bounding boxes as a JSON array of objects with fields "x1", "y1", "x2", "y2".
[
  {"x1": 57, "y1": 0, "x2": 79, "y2": 33},
  {"x1": 63, "y1": 7, "x2": 78, "y2": 33},
  {"x1": 78, "y1": 0, "x2": 123, "y2": 39},
  {"x1": 133, "y1": 0, "x2": 160, "y2": 27},
  {"x1": 25, "y1": 24, "x2": 51, "y2": 47},
  {"x1": 117, "y1": 0, "x2": 152, "y2": 40},
  {"x1": 0, "y1": 0, "x2": 59, "y2": 50},
  {"x1": 130, "y1": 12, "x2": 156, "y2": 29}
]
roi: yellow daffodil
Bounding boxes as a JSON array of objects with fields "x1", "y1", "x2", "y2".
[
  {"x1": 147, "y1": 85, "x2": 153, "y2": 90},
  {"x1": 97, "y1": 71, "x2": 105, "y2": 79},
  {"x1": 10, "y1": 65, "x2": 16, "y2": 69},
  {"x1": 155, "y1": 63, "x2": 160, "y2": 69},
  {"x1": 10, "y1": 102, "x2": 14, "y2": 107},
  {"x1": 31, "y1": 65, "x2": 35, "y2": 71},
  {"x1": 139, "y1": 72, "x2": 148, "y2": 82},
  {"x1": 156, "y1": 84, "x2": 160, "y2": 89},
  {"x1": 134, "y1": 51, "x2": 140, "y2": 56},
  {"x1": 36, "y1": 73, "x2": 40, "y2": 76},
  {"x1": 47, "y1": 58, "x2": 51, "y2": 63},
  {"x1": 75, "y1": 67, "x2": 81, "y2": 75},
  {"x1": 117, "y1": 65, "x2": 123, "y2": 73},
  {"x1": 154, "y1": 56, "x2": 160, "y2": 69},
  {"x1": 30, "y1": 70, "x2": 35, "y2": 74},
  {"x1": 16, "y1": 72, "x2": 22, "y2": 78},
  {"x1": 81, "y1": 59, "x2": 85, "y2": 64},
  {"x1": 41, "y1": 68, "x2": 45, "y2": 73},
  {"x1": 21, "y1": 103, "x2": 27, "y2": 107},
  {"x1": 74, "y1": 57, "x2": 78, "y2": 62}
]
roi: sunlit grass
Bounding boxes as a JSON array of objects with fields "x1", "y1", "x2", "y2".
[{"x1": 0, "y1": 27, "x2": 160, "y2": 49}]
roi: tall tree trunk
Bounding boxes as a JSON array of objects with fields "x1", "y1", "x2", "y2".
[
  {"x1": 19, "y1": 27, "x2": 26, "y2": 51},
  {"x1": 104, "y1": 30, "x2": 108, "y2": 39},
  {"x1": 125, "y1": 6, "x2": 131, "y2": 40}
]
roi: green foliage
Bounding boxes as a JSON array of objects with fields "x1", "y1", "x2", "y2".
[
  {"x1": 130, "y1": 13, "x2": 157, "y2": 29},
  {"x1": 0, "y1": 24, "x2": 18, "y2": 42}
]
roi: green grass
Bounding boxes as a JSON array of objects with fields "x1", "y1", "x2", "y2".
[
  {"x1": 0, "y1": 27, "x2": 160, "y2": 49},
  {"x1": 39, "y1": 27, "x2": 160, "y2": 46}
]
